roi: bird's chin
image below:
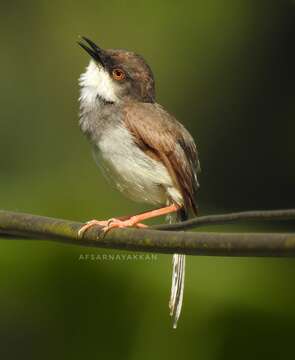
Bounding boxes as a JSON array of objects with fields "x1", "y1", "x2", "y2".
[
  {"x1": 91, "y1": 59, "x2": 104, "y2": 70},
  {"x1": 79, "y1": 60, "x2": 118, "y2": 105}
]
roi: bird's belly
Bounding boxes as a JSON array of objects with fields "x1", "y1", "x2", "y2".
[{"x1": 93, "y1": 125, "x2": 180, "y2": 206}]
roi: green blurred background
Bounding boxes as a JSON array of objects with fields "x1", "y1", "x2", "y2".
[{"x1": 0, "y1": 0, "x2": 295, "y2": 358}]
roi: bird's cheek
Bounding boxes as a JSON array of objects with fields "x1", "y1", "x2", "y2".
[{"x1": 117, "y1": 81, "x2": 131, "y2": 98}]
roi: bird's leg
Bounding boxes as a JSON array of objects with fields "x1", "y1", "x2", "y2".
[
  {"x1": 119, "y1": 203, "x2": 180, "y2": 225},
  {"x1": 78, "y1": 204, "x2": 179, "y2": 238}
]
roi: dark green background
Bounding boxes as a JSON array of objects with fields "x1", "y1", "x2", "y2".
[{"x1": 0, "y1": 0, "x2": 295, "y2": 359}]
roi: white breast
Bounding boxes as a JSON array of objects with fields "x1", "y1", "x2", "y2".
[{"x1": 93, "y1": 125, "x2": 183, "y2": 206}]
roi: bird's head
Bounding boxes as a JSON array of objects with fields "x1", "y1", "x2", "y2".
[{"x1": 78, "y1": 37, "x2": 155, "y2": 105}]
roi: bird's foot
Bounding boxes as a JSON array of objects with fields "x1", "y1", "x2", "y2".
[
  {"x1": 78, "y1": 219, "x2": 109, "y2": 238},
  {"x1": 106, "y1": 217, "x2": 148, "y2": 230},
  {"x1": 78, "y1": 217, "x2": 147, "y2": 238}
]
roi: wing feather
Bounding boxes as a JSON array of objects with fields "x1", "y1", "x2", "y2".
[{"x1": 123, "y1": 102, "x2": 200, "y2": 215}]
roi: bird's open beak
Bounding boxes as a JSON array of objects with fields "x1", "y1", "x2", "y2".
[{"x1": 78, "y1": 37, "x2": 107, "y2": 67}]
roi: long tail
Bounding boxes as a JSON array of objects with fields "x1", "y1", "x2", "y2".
[
  {"x1": 168, "y1": 210, "x2": 187, "y2": 329},
  {"x1": 169, "y1": 254, "x2": 185, "y2": 328}
]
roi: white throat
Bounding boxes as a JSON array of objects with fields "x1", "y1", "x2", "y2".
[{"x1": 79, "y1": 60, "x2": 119, "y2": 108}]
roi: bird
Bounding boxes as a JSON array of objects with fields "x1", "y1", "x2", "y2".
[{"x1": 77, "y1": 37, "x2": 200, "y2": 328}]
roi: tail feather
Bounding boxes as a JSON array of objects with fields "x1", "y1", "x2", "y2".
[
  {"x1": 169, "y1": 254, "x2": 185, "y2": 328},
  {"x1": 168, "y1": 209, "x2": 187, "y2": 329}
]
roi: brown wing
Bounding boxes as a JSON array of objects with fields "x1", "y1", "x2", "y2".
[{"x1": 123, "y1": 102, "x2": 200, "y2": 215}]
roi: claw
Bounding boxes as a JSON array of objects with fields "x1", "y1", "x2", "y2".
[
  {"x1": 78, "y1": 217, "x2": 147, "y2": 238},
  {"x1": 78, "y1": 219, "x2": 109, "y2": 238}
]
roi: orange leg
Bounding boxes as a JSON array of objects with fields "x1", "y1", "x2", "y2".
[{"x1": 78, "y1": 203, "x2": 180, "y2": 238}]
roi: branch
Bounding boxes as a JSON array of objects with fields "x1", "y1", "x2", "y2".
[
  {"x1": 154, "y1": 209, "x2": 295, "y2": 230},
  {"x1": 0, "y1": 210, "x2": 295, "y2": 257}
]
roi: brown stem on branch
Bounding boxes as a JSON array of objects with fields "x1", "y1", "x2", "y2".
[{"x1": 153, "y1": 209, "x2": 295, "y2": 231}]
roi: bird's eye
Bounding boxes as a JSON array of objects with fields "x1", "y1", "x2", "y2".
[{"x1": 112, "y1": 68, "x2": 125, "y2": 81}]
